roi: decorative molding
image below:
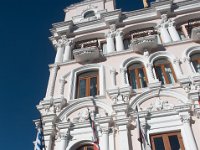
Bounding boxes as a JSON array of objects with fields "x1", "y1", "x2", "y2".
[
  {"x1": 147, "y1": 98, "x2": 174, "y2": 112},
  {"x1": 180, "y1": 114, "x2": 190, "y2": 123}
]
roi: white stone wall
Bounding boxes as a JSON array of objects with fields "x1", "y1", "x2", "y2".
[{"x1": 35, "y1": 0, "x2": 200, "y2": 150}]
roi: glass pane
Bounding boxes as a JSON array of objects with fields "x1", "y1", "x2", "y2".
[
  {"x1": 129, "y1": 70, "x2": 137, "y2": 89},
  {"x1": 169, "y1": 135, "x2": 181, "y2": 150},
  {"x1": 79, "y1": 79, "x2": 86, "y2": 98},
  {"x1": 192, "y1": 60, "x2": 200, "y2": 73},
  {"x1": 154, "y1": 137, "x2": 165, "y2": 150},
  {"x1": 90, "y1": 77, "x2": 97, "y2": 96},
  {"x1": 164, "y1": 64, "x2": 175, "y2": 84},
  {"x1": 123, "y1": 39, "x2": 130, "y2": 50},
  {"x1": 87, "y1": 147, "x2": 94, "y2": 150},
  {"x1": 138, "y1": 68, "x2": 147, "y2": 88},
  {"x1": 155, "y1": 66, "x2": 165, "y2": 84}
]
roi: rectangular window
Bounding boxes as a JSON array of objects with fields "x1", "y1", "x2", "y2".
[
  {"x1": 150, "y1": 131, "x2": 185, "y2": 150},
  {"x1": 76, "y1": 71, "x2": 99, "y2": 98}
]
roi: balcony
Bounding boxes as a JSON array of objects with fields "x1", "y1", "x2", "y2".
[
  {"x1": 73, "y1": 47, "x2": 103, "y2": 63},
  {"x1": 130, "y1": 35, "x2": 158, "y2": 54}
]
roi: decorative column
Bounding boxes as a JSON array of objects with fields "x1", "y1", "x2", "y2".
[
  {"x1": 101, "y1": 127, "x2": 109, "y2": 150},
  {"x1": 146, "y1": 63, "x2": 156, "y2": 83},
  {"x1": 115, "y1": 30, "x2": 124, "y2": 52},
  {"x1": 118, "y1": 124, "x2": 130, "y2": 150},
  {"x1": 112, "y1": 95, "x2": 130, "y2": 150},
  {"x1": 55, "y1": 39, "x2": 65, "y2": 63},
  {"x1": 159, "y1": 24, "x2": 172, "y2": 43},
  {"x1": 49, "y1": 65, "x2": 60, "y2": 98},
  {"x1": 110, "y1": 67, "x2": 117, "y2": 88},
  {"x1": 157, "y1": 14, "x2": 172, "y2": 44},
  {"x1": 60, "y1": 77, "x2": 67, "y2": 97},
  {"x1": 180, "y1": 114, "x2": 198, "y2": 150},
  {"x1": 105, "y1": 32, "x2": 115, "y2": 54},
  {"x1": 173, "y1": 58, "x2": 183, "y2": 78},
  {"x1": 42, "y1": 114, "x2": 57, "y2": 150},
  {"x1": 120, "y1": 67, "x2": 128, "y2": 85},
  {"x1": 60, "y1": 134, "x2": 67, "y2": 150},
  {"x1": 168, "y1": 20, "x2": 181, "y2": 42},
  {"x1": 63, "y1": 39, "x2": 73, "y2": 62},
  {"x1": 109, "y1": 128, "x2": 115, "y2": 150},
  {"x1": 181, "y1": 25, "x2": 190, "y2": 39}
]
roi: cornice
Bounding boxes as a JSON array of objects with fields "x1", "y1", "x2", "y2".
[{"x1": 50, "y1": 0, "x2": 200, "y2": 37}]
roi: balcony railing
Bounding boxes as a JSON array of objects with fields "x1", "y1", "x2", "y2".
[
  {"x1": 73, "y1": 46, "x2": 103, "y2": 63},
  {"x1": 130, "y1": 35, "x2": 158, "y2": 54}
]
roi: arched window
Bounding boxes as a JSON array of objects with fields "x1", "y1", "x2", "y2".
[
  {"x1": 77, "y1": 144, "x2": 94, "y2": 150},
  {"x1": 154, "y1": 59, "x2": 177, "y2": 85},
  {"x1": 127, "y1": 63, "x2": 148, "y2": 89},
  {"x1": 84, "y1": 11, "x2": 95, "y2": 18},
  {"x1": 191, "y1": 53, "x2": 200, "y2": 73},
  {"x1": 76, "y1": 70, "x2": 99, "y2": 98}
]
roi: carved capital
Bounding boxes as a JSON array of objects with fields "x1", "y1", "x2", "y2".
[
  {"x1": 120, "y1": 67, "x2": 127, "y2": 73},
  {"x1": 110, "y1": 67, "x2": 116, "y2": 74},
  {"x1": 55, "y1": 39, "x2": 65, "y2": 48},
  {"x1": 180, "y1": 115, "x2": 190, "y2": 123},
  {"x1": 115, "y1": 30, "x2": 123, "y2": 37},
  {"x1": 105, "y1": 31, "x2": 115, "y2": 38},
  {"x1": 101, "y1": 127, "x2": 110, "y2": 134},
  {"x1": 168, "y1": 19, "x2": 175, "y2": 27},
  {"x1": 173, "y1": 58, "x2": 181, "y2": 64}
]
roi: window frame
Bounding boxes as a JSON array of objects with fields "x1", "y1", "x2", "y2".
[
  {"x1": 191, "y1": 53, "x2": 200, "y2": 73},
  {"x1": 76, "y1": 70, "x2": 99, "y2": 98},
  {"x1": 127, "y1": 63, "x2": 148, "y2": 89},
  {"x1": 150, "y1": 131, "x2": 185, "y2": 150},
  {"x1": 154, "y1": 60, "x2": 177, "y2": 85}
]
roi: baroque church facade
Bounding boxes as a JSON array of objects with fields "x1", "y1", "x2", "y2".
[{"x1": 34, "y1": 0, "x2": 200, "y2": 150}]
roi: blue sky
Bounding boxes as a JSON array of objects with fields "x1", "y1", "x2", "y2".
[{"x1": 0, "y1": 0, "x2": 154, "y2": 149}]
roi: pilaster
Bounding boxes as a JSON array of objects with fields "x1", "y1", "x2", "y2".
[{"x1": 180, "y1": 113, "x2": 198, "y2": 150}]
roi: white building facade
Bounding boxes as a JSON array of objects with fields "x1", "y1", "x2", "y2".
[{"x1": 34, "y1": 0, "x2": 200, "y2": 150}]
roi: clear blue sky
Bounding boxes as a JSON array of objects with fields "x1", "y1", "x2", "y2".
[{"x1": 0, "y1": 0, "x2": 154, "y2": 149}]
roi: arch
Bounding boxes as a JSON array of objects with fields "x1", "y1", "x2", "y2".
[
  {"x1": 121, "y1": 56, "x2": 148, "y2": 68},
  {"x1": 67, "y1": 64, "x2": 106, "y2": 101},
  {"x1": 129, "y1": 89, "x2": 189, "y2": 110},
  {"x1": 120, "y1": 56, "x2": 148, "y2": 86},
  {"x1": 182, "y1": 46, "x2": 200, "y2": 73},
  {"x1": 149, "y1": 51, "x2": 176, "y2": 64},
  {"x1": 58, "y1": 99, "x2": 113, "y2": 121},
  {"x1": 67, "y1": 140, "x2": 98, "y2": 150},
  {"x1": 84, "y1": 10, "x2": 95, "y2": 18},
  {"x1": 183, "y1": 46, "x2": 200, "y2": 58},
  {"x1": 174, "y1": 12, "x2": 200, "y2": 26},
  {"x1": 74, "y1": 33, "x2": 105, "y2": 42},
  {"x1": 122, "y1": 23, "x2": 157, "y2": 36}
]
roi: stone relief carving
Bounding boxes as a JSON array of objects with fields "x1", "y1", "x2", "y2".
[{"x1": 147, "y1": 98, "x2": 174, "y2": 112}]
